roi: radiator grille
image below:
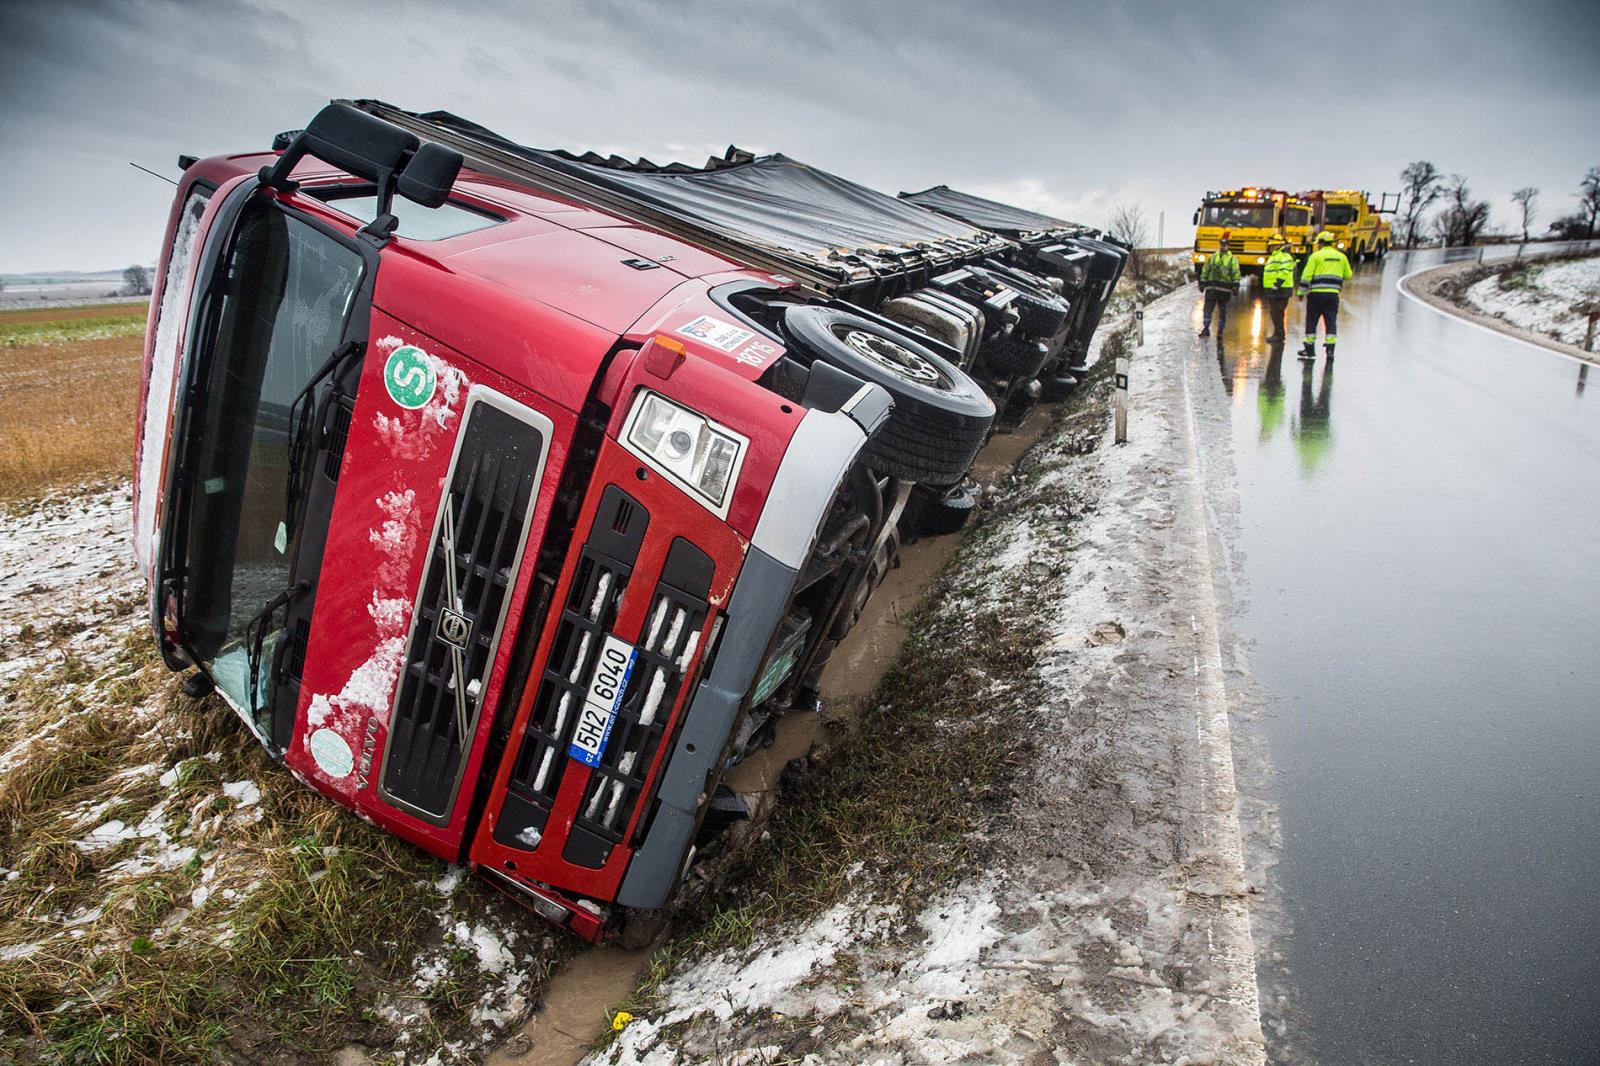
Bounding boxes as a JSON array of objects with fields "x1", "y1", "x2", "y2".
[
  {"x1": 498, "y1": 488, "x2": 647, "y2": 849},
  {"x1": 378, "y1": 397, "x2": 547, "y2": 824},
  {"x1": 562, "y1": 538, "x2": 712, "y2": 867}
]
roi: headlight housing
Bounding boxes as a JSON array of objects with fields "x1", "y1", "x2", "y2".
[
  {"x1": 622, "y1": 390, "x2": 748, "y2": 517},
  {"x1": 1337, "y1": 241, "x2": 1347, "y2": 249}
]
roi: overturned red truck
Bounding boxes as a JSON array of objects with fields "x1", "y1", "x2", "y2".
[{"x1": 133, "y1": 103, "x2": 1113, "y2": 941}]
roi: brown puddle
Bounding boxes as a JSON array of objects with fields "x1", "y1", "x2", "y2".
[{"x1": 499, "y1": 403, "x2": 1057, "y2": 1066}]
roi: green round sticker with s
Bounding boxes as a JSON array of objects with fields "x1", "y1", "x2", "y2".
[{"x1": 384, "y1": 345, "x2": 436, "y2": 409}]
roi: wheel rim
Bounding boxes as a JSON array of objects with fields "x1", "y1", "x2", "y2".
[{"x1": 837, "y1": 327, "x2": 948, "y2": 388}]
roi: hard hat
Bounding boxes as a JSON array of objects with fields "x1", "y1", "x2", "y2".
[{"x1": 1316, "y1": 231, "x2": 1336, "y2": 244}]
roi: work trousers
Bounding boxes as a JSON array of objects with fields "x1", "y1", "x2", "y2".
[
  {"x1": 1304, "y1": 291, "x2": 1340, "y2": 347},
  {"x1": 1202, "y1": 288, "x2": 1231, "y2": 332},
  {"x1": 1263, "y1": 291, "x2": 1291, "y2": 337}
]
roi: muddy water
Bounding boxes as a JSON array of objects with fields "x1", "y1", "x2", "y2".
[{"x1": 496, "y1": 404, "x2": 1058, "y2": 1065}]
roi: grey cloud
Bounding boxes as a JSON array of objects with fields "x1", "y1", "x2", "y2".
[{"x1": 1, "y1": 0, "x2": 1597, "y2": 272}]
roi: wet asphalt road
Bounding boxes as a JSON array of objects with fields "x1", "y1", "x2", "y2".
[{"x1": 1186, "y1": 247, "x2": 1600, "y2": 1065}]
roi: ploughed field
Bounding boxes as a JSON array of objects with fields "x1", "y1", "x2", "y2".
[{"x1": 0, "y1": 303, "x2": 148, "y2": 501}]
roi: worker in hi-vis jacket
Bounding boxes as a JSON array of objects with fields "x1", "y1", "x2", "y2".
[
  {"x1": 1198, "y1": 231, "x2": 1241, "y2": 339},
  {"x1": 1261, "y1": 234, "x2": 1297, "y2": 341},
  {"x1": 1298, "y1": 230, "x2": 1353, "y2": 361}
]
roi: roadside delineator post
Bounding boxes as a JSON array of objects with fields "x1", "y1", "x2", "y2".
[
  {"x1": 1136, "y1": 308, "x2": 1145, "y2": 347},
  {"x1": 1584, "y1": 310, "x2": 1598, "y2": 354},
  {"x1": 1114, "y1": 352, "x2": 1130, "y2": 444}
]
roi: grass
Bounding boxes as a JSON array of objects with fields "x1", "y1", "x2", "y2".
[
  {"x1": 0, "y1": 297, "x2": 559, "y2": 1061},
  {"x1": 0, "y1": 303, "x2": 148, "y2": 348},
  {"x1": 0, "y1": 619, "x2": 548, "y2": 1064},
  {"x1": 0, "y1": 303, "x2": 149, "y2": 501}
]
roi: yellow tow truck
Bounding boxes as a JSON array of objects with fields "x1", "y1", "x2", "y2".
[
  {"x1": 1192, "y1": 187, "x2": 1288, "y2": 278},
  {"x1": 1298, "y1": 189, "x2": 1399, "y2": 263}
]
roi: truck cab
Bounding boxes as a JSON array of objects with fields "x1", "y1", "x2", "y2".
[
  {"x1": 1298, "y1": 189, "x2": 1397, "y2": 263},
  {"x1": 1192, "y1": 187, "x2": 1288, "y2": 277},
  {"x1": 133, "y1": 105, "x2": 992, "y2": 940}
]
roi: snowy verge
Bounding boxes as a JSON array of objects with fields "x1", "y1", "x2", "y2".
[
  {"x1": 589, "y1": 290, "x2": 1265, "y2": 1065},
  {"x1": 1463, "y1": 254, "x2": 1600, "y2": 348}
]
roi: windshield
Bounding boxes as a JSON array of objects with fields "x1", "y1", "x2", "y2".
[
  {"x1": 181, "y1": 202, "x2": 364, "y2": 714},
  {"x1": 1285, "y1": 206, "x2": 1311, "y2": 228},
  {"x1": 1324, "y1": 204, "x2": 1359, "y2": 225},
  {"x1": 1202, "y1": 203, "x2": 1276, "y2": 229}
]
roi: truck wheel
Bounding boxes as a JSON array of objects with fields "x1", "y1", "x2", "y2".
[
  {"x1": 780, "y1": 306, "x2": 994, "y2": 485},
  {"x1": 911, "y1": 479, "x2": 979, "y2": 536},
  {"x1": 979, "y1": 334, "x2": 1051, "y2": 379}
]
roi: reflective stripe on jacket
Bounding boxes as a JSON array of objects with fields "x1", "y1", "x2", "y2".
[
  {"x1": 1262, "y1": 250, "x2": 1297, "y2": 292},
  {"x1": 1299, "y1": 246, "x2": 1352, "y2": 293},
  {"x1": 1200, "y1": 250, "x2": 1241, "y2": 289}
]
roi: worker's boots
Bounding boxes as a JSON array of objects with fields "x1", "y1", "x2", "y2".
[
  {"x1": 1325, "y1": 344, "x2": 1336, "y2": 361},
  {"x1": 1298, "y1": 340, "x2": 1316, "y2": 362}
]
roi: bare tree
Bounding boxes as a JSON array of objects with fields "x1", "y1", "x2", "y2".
[
  {"x1": 1510, "y1": 187, "x2": 1538, "y2": 244},
  {"x1": 1397, "y1": 160, "x2": 1444, "y2": 248},
  {"x1": 122, "y1": 264, "x2": 152, "y2": 296},
  {"x1": 1433, "y1": 175, "x2": 1491, "y2": 248},
  {"x1": 1107, "y1": 201, "x2": 1151, "y2": 278},
  {"x1": 1577, "y1": 165, "x2": 1600, "y2": 240}
]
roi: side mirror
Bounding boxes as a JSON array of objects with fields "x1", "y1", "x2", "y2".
[
  {"x1": 397, "y1": 142, "x2": 464, "y2": 208},
  {"x1": 259, "y1": 103, "x2": 418, "y2": 194},
  {"x1": 1192, "y1": 210, "x2": 1200, "y2": 225}
]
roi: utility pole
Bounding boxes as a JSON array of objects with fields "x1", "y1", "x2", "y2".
[{"x1": 1158, "y1": 211, "x2": 1165, "y2": 249}]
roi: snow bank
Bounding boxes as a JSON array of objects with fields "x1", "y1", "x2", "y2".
[{"x1": 1464, "y1": 255, "x2": 1600, "y2": 347}]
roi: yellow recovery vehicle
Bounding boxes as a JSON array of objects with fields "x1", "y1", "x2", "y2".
[
  {"x1": 1298, "y1": 189, "x2": 1399, "y2": 263},
  {"x1": 1191, "y1": 187, "x2": 1318, "y2": 278}
]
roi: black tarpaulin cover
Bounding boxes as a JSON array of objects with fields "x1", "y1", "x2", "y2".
[
  {"x1": 900, "y1": 185, "x2": 1085, "y2": 236},
  {"x1": 407, "y1": 110, "x2": 1002, "y2": 264}
]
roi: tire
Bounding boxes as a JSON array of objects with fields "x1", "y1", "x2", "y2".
[
  {"x1": 980, "y1": 333, "x2": 1051, "y2": 379},
  {"x1": 1040, "y1": 369, "x2": 1078, "y2": 402},
  {"x1": 910, "y1": 479, "x2": 979, "y2": 536},
  {"x1": 979, "y1": 263, "x2": 1070, "y2": 337},
  {"x1": 780, "y1": 306, "x2": 995, "y2": 485}
]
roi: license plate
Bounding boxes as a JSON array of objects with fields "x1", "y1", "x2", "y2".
[{"x1": 568, "y1": 634, "x2": 637, "y2": 768}]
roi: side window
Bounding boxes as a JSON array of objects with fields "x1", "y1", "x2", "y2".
[
  {"x1": 183, "y1": 203, "x2": 365, "y2": 715},
  {"x1": 136, "y1": 188, "x2": 213, "y2": 572}
]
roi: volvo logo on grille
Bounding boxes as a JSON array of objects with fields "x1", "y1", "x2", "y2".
[{"x1": 437, "y1": 607, "x2": 472, "y2": 651}]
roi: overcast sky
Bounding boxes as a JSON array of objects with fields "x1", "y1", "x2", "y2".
[{"x1": 2, "y1": 0, "x2": 1597, "y2": 273}]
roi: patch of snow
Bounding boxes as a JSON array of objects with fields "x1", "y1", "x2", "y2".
[
  {"x1": 1465, "y1": 255, "x2": 1600, "y2": 346},
  {"x1": 135, "y1": 191, "x2": 208, "y2": 573},
  {"x1": 222, "y1": 780, "x2": 260, "y2": 807}
]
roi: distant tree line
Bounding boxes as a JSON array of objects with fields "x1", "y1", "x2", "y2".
[{"x1": 1396, "y1": 162, "x2": 1600, "y2": 248}]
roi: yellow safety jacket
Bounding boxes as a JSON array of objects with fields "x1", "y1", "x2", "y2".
[
  {"x1": 1299, "y1": 246, "x2": 1353, "y2": 295},
  {"x1": 1262, "y1": 249, "x2": 1297, "y2": 292},
  {"x1": 1200, "y1": 250, "x2": 1241, "y2": 292}
]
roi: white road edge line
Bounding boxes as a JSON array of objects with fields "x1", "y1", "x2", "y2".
[
  {"x1": 1170, "y1": 299, "x2": 1268, "y2": 1063},
  {"x1": 1396, "y1": 266, "x2": 1598, "y2": 368}
]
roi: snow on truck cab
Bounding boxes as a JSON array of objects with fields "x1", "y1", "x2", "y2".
[{"x1": 133, "y1": 103, "x2": 996, "y2": 941}]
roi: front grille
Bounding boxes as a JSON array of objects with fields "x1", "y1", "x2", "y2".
[
  {"x1": 498, "y1": 487, "x2": 647, "y2": 849},
  {"x1": 1227, "y1": 238, "x2": 1249, "y2": 253},
  {"x1": 378, "y1": 395, "x2": 548, "y2": 824},
  {"x1": 562, "y1": 538, "x2": 712, "y2": 868}
]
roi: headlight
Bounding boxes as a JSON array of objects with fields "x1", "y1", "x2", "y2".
[
  {"x1": 1193, "y1": 253, "x2": 1206, "y2": 263},
  {"x1": 1337, "y1": 241, "x2": 1347, "y2": 249},
  {"x1": 622, "y1": 389, "x2": 748, "y2": 516},
  {"x1": 1257, "y1": 256, "x2": 1267, "y2": 264}
]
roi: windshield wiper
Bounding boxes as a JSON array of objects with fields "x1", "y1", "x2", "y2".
[
  {"x1": 244, "y1": 578, "x2": 309, "y2": 717},
  {"x1": 283, "y1": 339, "x2": 364, "y2": 545}
]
